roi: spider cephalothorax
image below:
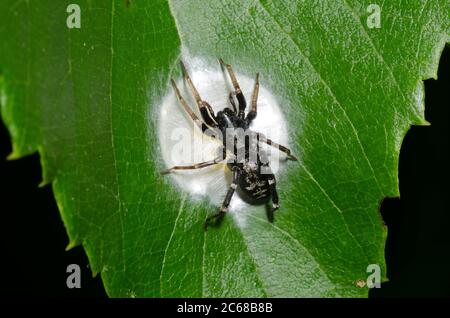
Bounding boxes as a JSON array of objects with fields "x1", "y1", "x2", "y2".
[{"x1": 162, "y1": 59, "x2": 298, "y2": 229}]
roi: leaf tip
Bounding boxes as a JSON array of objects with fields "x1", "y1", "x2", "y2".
[
  {"x1": 65, "y1": 240, "x2": 78, "y2": 251},
  {"x1": 6, "y1": 151, "x2": 20, "y2": 161},
  {"x1": 38, "y1": 179, "x2": 50, "y2": 188}
]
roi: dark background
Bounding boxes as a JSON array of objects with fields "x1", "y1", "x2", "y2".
[{"x1": 0, "y1": 47, "x2": 448, "y2": 298}]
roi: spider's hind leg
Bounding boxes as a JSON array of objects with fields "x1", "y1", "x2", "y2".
[
  {"x1": 204, "y1": 167, "x2": 239, "y2": 230},
  {"x1": 268, "y1": 174, "x2": 279, "y2": 211},
  {"x1": 266, "y1": 173, "x2": 279, "y2": 223}
]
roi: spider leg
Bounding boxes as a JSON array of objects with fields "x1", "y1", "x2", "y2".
[
  {"x1": 268, "y1": 174, "x2": 279, "y2": 211},
  {"x1": 219, "y1": 58, "x2": 247, "y2": 119},
  {"x1": 228, "y1": 92, "x2": 237, "y2": 113},
  {"x1": 257, "y1": 133, "x2": 298, "y2": 161},
  {"x1": 204, "y1": 167, "x2": 239, "y2": 230},
  {"x1": 161, "y1": 155, "x2": 224, "y2": 175},
  {"x1": 246, "y1": 73, "x2": 259, "y2": 125},
  {"x1": 171, "y1": 79, "x2": 216, "y2": 136},
  {"x1": 180, "y1": 61, "x2": 218, "y2": 127},
  {"x1": 259, "y1": 162, "x2": 279, "y2": 222},
  {"x1": 267, "y1": 173, "x2": 279, "y2": 223}
]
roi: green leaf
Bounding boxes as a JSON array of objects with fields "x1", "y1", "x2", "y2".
[{"x1": 0, "y1": 0, "x2": 448, "y2": 297}]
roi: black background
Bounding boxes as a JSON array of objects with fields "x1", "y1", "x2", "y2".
[{"x1": 0, "y1": 47, "x2": 448, "y2": 298}]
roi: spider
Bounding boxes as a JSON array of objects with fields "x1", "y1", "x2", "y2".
[{"x1": 161, "y1": 59, "x2": 298, "y2": 229}]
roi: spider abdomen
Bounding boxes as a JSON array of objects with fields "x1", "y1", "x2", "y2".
[{"x1": 237, "y1": 165, "x2": 271, "y2": 201}]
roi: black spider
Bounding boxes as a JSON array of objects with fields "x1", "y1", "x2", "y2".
[{"x1": 162, "y1": 59, "x2": 298, "y2": 229}]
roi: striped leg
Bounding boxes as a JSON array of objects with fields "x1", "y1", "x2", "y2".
[
  {"x1": 161, "y1": 156, "x2": 224, "y2": 175},
  {"x1": 219, "y1": 58, "x2": 247, "y2": 119},
  {"x1": 204, "y1": 167, "x2": 239, "y2": 230},
  {"x1": 180, "y1": 61, "x2": 218, "y2": 127},
  {"x1": 228, "y1": 92, "x2": 237, "y2": 113},
  {"x1": 268, "y1": 174, "x2": 279, "y2": 210},
  {"x1": 171, "y1": 79, "x2": 211, "y2": 133},
  {"x1": 257, "y1": 133, "x2": 298, "y2": 161},
  {"x1": 246, "y1": 73, "x2": 259, "y2": 124}
]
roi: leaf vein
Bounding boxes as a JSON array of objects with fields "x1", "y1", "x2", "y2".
[{"x1": 159, "y1": 194, "x2": 186, "y2": 296}]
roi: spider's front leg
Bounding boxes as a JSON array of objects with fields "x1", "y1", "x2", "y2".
[
  {"x1": 228, "y1": 92, "x2": 237, "y2": 113},
  {"x1": 171, "y1": 79, "x2": 211, "y2": 134},
  {"x1": 246, "y1": 72, "x2": 259, "y2": 125},
  {"x1": 180, "y1": 61, "x2": 218, "y2": 128},
  {"x1": 204, "y1": 167, "x2": 240, "y2": 230},
  {"x1": 219, "y1": 59, "x2": 247, "y2": 119}
]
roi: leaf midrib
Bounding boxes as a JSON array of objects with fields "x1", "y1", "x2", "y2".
[{"x1": 109, "y1": 0, "x2": 127, "y2": 277}]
